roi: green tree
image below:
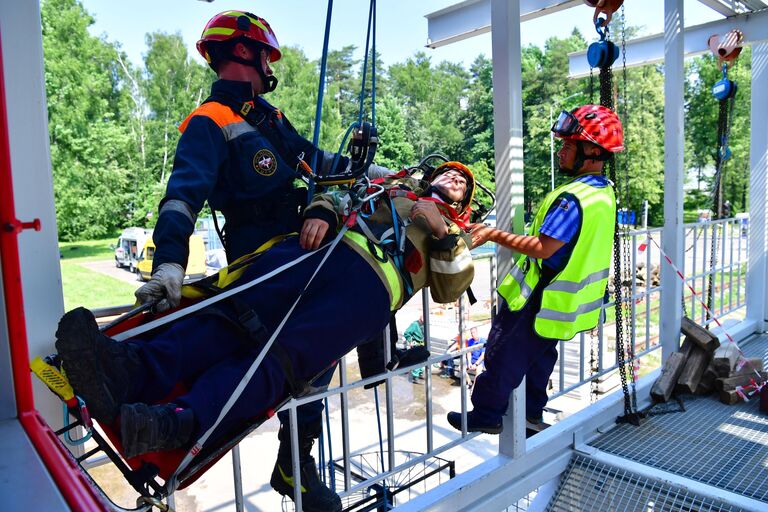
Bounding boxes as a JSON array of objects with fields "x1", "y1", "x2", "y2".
[
  {"x1": 42, "y1": 0, "x2": 136, "y2": 240},
  {"x1": 375, "y1": 95, "x2": 415, "y2": 168}
]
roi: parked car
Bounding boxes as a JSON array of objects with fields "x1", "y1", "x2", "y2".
[
  {"x1": 114, "y1": 227, "x2": 152, "y2": 273},
  {"x1": 136, "y1": 234, "x2": 207, "y2": 282}
]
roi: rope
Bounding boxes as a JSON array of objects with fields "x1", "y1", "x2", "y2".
[
  {"x1": 307, "y1": 0, "x2": 335, "y2": 200},
  {"x1": 373, "y1": 387, "x2": 389, "y2": 509}
]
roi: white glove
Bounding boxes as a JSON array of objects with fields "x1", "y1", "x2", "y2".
[
  {"x1": 135, "y1": 262, "x2": 185, "y2": 312},
  {"x1": 367, "y1": 163, "x2": 396, "y2": 179}
]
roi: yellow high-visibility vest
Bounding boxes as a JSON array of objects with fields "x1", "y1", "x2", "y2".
[{"x1": 497, "y1": 176, "x2": 616, "y2": 339}]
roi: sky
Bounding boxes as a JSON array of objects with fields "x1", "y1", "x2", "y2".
[{"x1": 80, "y1": 0, "x2": 723, "y2": 70}]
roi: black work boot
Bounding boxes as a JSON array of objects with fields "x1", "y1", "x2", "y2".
[
  {"x1": 120, "y1": 403, "x2": 195, "y2": 458},
  {"x1": 55, "y1": 307, "x2": 142, "y2": 424},
  {"x1": 269, "y1": 424, "x2": 342, "y2": 512}
]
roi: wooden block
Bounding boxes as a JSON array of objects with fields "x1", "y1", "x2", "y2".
[
  {"x1": 651, "y1": 352, "x2": 687, "y2": 402},
  {"x1": 719, "y1": 389, "x2": 742, "y2": 405},
  {"x1": 713, "y1": 344, "x2": 740, "y2": 376},
  {"x1": 729, "y1": 358, "x2": 764, "y2": 378},
  {"x1": 679, "y1": 336, "x2": 695, "y2": 360},
  {"x1": 676, "y1": 345, "x2": 710, "y2": 395},
  {"x1": 695, "y1": 378, "x2": 715, "y2": 396},
  {"x1": 698, "y1": 362, "x2": 717, "y2": 394},
  {"x1": 681, "y1": 316, "x2": 720, "y2": 352},
  {"x1": 716, "y1": 371, "x2": 768, "y2": 392}
]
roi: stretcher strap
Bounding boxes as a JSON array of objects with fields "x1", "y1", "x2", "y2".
[
  {"x1": 165, "y1": 221, "x2": 353, "y2": 493},
  {"x1": 112, "y1": 246, "x2": 324, "y2": 342}
]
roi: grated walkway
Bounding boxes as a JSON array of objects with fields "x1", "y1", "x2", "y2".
[{"x1": 547, "y1": 333, "x2": 768, "y2": 511}]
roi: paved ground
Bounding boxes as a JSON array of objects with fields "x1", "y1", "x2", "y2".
[{"x1": 79, "y1": 259, "x2": 144, "y2": 288}]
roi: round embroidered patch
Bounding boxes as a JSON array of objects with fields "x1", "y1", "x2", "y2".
[{"x1": 253, "y1": 149, "x2": 277, "y2": 176}]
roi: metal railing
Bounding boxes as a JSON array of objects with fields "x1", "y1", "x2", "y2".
[{"x1": 85, "y1": 217, "x2": 750, "y2": 511}]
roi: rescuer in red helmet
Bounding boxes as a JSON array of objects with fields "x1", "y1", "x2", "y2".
[
  {"x1": 448, "y1": 105, "x2": 623, "y2": 436},
  {"x1": 132, "y1": 11, "x2": 394, "y2": 512}
]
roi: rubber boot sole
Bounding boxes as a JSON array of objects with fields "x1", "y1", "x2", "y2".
[{"x1": 55, "y1": 308, "x2": 120, "y2": 424}]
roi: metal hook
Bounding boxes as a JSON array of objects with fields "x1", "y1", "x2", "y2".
[{"x1": 595, "y1": 17, "x2": 609, "y2": 40}]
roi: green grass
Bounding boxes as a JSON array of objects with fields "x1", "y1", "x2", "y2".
[
  {"x1": 59, "y1": 237, "x2": 136, "y2": 311},
  {"x1": 59, "y1": 237, "x2": 117, "y2": 262},
  {"x1": 60, "y1": 261, "x2": 137, "y2": 311}
]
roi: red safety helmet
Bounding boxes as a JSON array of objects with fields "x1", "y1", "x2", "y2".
[
  {"x1": 196, "y1": 11, "x2": 282, "y2": 67},
  {"x1": 552, "y1": 104, "x2": 624, "y2": 153},
  {"x1": 429, "y1": 161, "x2": 476, "y2": 216}
]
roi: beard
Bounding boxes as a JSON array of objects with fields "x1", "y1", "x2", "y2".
[{"x1": 558, "y1": 163, "x2": 577, "y2": 176}]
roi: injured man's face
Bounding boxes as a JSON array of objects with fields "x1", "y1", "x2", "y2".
[{"x1": 430, "y1": 169, "x2": 468, "y2": 203}]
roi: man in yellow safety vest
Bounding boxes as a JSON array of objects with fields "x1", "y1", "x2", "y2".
[{"x1": 448, "y1": 104, "x2": 624, "y2": 435}]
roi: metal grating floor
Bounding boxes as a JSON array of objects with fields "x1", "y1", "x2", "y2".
[
  {"x1": 545, "y1": 455, "x2": 745, "y2": 512},
  {"x1": 589, "y1": 334, "x2": 768, "y2": 503}
]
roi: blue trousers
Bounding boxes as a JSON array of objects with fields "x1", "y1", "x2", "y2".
[
  {"x1": 126, "y1": 238, "x2": 390, "y2": 441},
  {"x1": 470, "y1": 282, "x2": 559, "y2": 423}
]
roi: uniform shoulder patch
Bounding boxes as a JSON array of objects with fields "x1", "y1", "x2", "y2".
[
  {"x1": 558, "y1": 198, "x2": 570, "y2": 211},
  {"x1": 253, "y1": 149, "x2": 277, "y2": 176}
]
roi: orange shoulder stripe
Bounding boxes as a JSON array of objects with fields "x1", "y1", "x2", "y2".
[{"x1": 178, "y1": 102, "x2": 244, "y2": 133}]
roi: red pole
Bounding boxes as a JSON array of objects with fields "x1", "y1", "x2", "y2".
[{"x1": 0, "y1": 30, "x2": 106, "y2": 510}]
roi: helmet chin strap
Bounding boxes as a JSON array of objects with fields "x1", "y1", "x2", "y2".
[
  {"x1": 559, "y1": 141, "x2": 610, "y2": 175},
  {"x1": 227, "y1": 52, "x2": 279, "y2": 94}
]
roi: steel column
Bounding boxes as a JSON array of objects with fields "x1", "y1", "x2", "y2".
[
  {"x1": 490, "y1": 0, "x2": 526, "y2": 458},
  {"x1": 747, "y1": 41, "x2": 768, "y2": 331},
  {"x1": 659, "y1": 0, "x2": 686, "y2": 361}
]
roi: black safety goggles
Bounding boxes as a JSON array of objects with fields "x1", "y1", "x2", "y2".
[{"x1": 551, "y1": 110, "x2": 583, "y2": 137}]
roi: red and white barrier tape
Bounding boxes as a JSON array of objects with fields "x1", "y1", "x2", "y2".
[{"x1": 638, "y1": 235, "x2": 765, "y2": 400}]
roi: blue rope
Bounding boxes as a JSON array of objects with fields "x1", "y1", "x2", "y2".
[
  {"x1": 373, "y1": 387, "x2": 389, "y2": 509},
  {"x1": 307, "y1": 0, "x2": 335, "y2": 202},
  {"x1": 371, "y1": 0, "x2": 376, "y2": 126},
  {"x1": 324, "y1": 396, "x2": 336, "y2": 490},
  {"x1": 357, "y1": 0, "x2": 374, "y2": 126}
]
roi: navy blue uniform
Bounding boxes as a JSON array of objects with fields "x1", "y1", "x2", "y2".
[
  {"x1": 471, "y1": 174, "x2": 610, "y2": 423},
  {"x1": 153, "y1": 79, "x2": 349, "y2": 269},
  {"x1": 151, "y1": 79, "x2": 349, "y2": 433},
  {"x1": 127, "y1": 238, "x2": 390, "y2": 441}
]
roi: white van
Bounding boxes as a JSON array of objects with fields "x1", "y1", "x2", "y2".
[{"x1": 114, "y1": 227, "x2": 152, "y2": 273}]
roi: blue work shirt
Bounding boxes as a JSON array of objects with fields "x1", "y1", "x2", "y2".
[{"x1": 538, "y1": 174, "x2": 611, "y2": 273}]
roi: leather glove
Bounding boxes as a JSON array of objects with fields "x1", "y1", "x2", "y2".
[
  {"x1": 367, "y1": 163, "x2": 396, "y2": 179},
  {"x1": 135, "y1": 262, "x2": 184, "y2": 312}
]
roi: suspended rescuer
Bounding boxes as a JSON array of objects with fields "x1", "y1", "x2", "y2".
[
  {"x1": 447, "y1": 105, "x2": 624, "y2": 435},
  {"x1": 54, "y1": 162, "x2": 477, "y2": 497},
  {"x1": 131, "y1": 11, "x2": 394, "y2": 511}
]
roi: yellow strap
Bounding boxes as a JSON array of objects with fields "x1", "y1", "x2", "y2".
[
  {"x1": 180, "y1": 234, "x2": 296, "y2": 300},
  {"x1": 344, "y1": 231, "x2": 402, "y2": 310},
  {"x1": 30, "y1": 357, "x2": 75, "y2": 403}
]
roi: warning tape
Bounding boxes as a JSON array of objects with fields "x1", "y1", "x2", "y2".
[{"x1": 639, "y1": 235, "x2": 765, "y2": 400}]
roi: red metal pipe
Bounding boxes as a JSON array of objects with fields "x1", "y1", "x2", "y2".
[{"x1": 0, "y1": 30, "x2": 106, "y2": 511}]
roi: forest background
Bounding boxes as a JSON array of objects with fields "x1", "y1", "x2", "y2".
[{"x1": 44, "y1": 0, "x2": 753, "y2": 241}]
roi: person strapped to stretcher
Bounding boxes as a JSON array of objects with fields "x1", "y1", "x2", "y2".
[{"x1": 52, "y1": 162, "x2": 475, "y2": 481}]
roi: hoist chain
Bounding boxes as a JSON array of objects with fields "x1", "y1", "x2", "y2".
[
  {"x1": 600, "y1": 9, "x2": 639, "y2": 425},
  {"x1": 705, "y1": 94, "x2": 735, "y2": 321}
]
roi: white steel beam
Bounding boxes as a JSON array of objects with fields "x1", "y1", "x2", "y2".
[
  {"x1": 697, "y1": 0, "x2": 739, "y2": 17},
  {"x1": 489, "y1": 0, "x2": 527, "y2": 458},
  {"x1": 568, "y1": 8, "x2": 768, "y2": 78},
  {"x1": 659, "y1": 0, "x2": 686, "y2": 360},
  {"x1": 747, "y1": 41, "x2": 768, "y2": 330},
  {"x1": 425, "y1": 0, "x2": 582, "y2": 48}
]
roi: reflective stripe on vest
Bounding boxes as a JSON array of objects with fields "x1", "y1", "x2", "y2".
[
  {"x1": 344, "y1": 230, "x2": 403, "y2": 311},
  {"x1": 499, "y1": 176, "x2": 615, "y2": 340}
]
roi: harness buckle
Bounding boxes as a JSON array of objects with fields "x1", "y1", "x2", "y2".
[{"x1": 237, "y1": 309, "x2": 269, "y2": 346}]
